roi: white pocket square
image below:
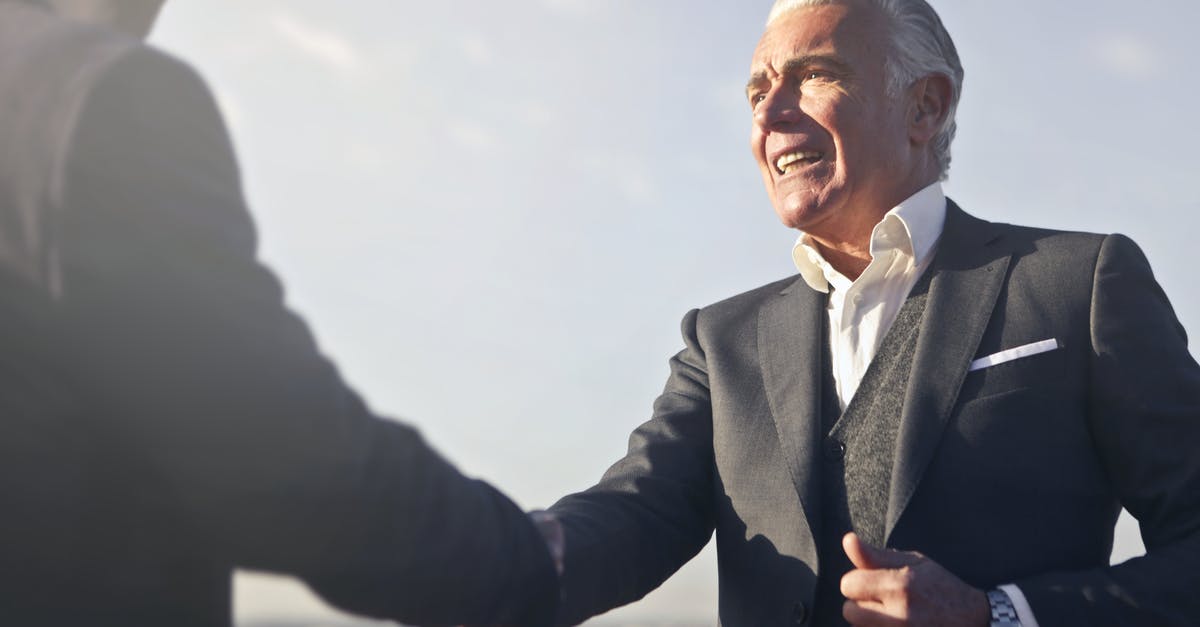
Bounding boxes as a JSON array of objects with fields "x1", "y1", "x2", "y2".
[{"x1": 969, "y1": 338, "x2": 1061, "y2": 372}]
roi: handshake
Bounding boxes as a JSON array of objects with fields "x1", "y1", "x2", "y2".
[{"x1": 8, "y1": 1, "x2": 1199, "y2": 626}]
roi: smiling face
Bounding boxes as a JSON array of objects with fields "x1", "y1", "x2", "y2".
[{"x1": 748, "y1": 1, "x2": 930, "y2": 245}]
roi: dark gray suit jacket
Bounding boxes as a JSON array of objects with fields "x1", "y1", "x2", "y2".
[
  {"x1": 0, "y1": 2, "x2": 556, "y2": 624},
  {"x1": 550, "y1": 203, "x2": 1200, "y2": 625}
]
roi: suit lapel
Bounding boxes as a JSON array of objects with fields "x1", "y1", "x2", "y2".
[
  {"x1": 759, "y1": 277, "x2": 825, "y2": 550},
  {"x1": 884, "y1": 202, "x2": 1012, "y2": 541}
]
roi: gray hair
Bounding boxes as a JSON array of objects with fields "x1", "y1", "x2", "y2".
[{"x1": 767, "y1": 0, "x2": 963, "y2": 179}]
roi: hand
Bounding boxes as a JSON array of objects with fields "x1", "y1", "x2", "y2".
[
  {"x1": 529, "y1": 510, "x2": 565, "y2": 577},
  {"x1": 839, "y1": 532, "x2": 990, "y2": 627}
]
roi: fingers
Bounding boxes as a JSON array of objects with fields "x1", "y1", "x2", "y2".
[
  {"x1": 843, "y1": 532, "x2": 879, "y2": 569},
  {"x1": 841, "y1": 534, "x2": 923, "y2": 608},
  {"x1": 841, "y1": 562, "x2": 912, "y2": 603},
  {"x1": 843, "y1": 532, "x2": 917, "y2": 570},
  {"x1": 843, "y1": 599, "x2": 902, "y2": 627},
  {"x1": 840, "y1": 541, "x2": 990, "y2": 627}
]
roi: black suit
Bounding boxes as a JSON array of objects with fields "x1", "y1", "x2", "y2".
[
  {"x1": 549, "y1": 204, "x2": 1200, "y2": 625},
  {"x1": 0, "y1": 2, "x2": 556, "y2": 624}
]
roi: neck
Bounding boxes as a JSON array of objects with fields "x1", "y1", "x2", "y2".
[
  {"x1": 809, "y1": 236, "x2": 872, "y2": 281},
  {"x1": 805, "y1": 176, "x2": 941, "y2": 281},
  {"x1": 804, "y1": 204, "x2": 886, "y2": 281}
]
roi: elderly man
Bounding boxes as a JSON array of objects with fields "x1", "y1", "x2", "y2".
[
  {"x1": 0, "y1": 0, "x2": 558, "y2": 624},
  {"x1": 546, "y1": 0, "x2": 1200, "y2": 625}
]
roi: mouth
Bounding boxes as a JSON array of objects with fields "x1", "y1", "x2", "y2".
[{"x1": 774, "y1": 150, "x2": 824, "y2": 175}]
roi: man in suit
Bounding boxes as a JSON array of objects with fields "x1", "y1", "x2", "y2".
[
  {"x1": 545, "y1": 0, "x2": 1200, "y2": 625},
  {"x1": 0, "y1": 0, "x2": 559, "y2": 624}
]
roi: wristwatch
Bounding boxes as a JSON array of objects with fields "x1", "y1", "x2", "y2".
[{"x1": 987, "y1": 588, "x2": 1022, "y2": 627}]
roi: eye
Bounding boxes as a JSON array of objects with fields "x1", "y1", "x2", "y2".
[{"x1": 749, "y1": 93, "x2": 767, "y2": 108}]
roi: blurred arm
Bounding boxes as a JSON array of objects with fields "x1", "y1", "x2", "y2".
[{"x1": 56, "y1": 45, "x2": 558, "y2": 626}]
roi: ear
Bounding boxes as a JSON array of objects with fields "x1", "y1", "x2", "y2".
[{"x1": 908, "y1": 74, "x2": 953, "y2": 146}]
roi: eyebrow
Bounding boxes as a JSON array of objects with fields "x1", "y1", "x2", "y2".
[{"x1": 745, "y1": 54, "x2": 855, "y2": 95}]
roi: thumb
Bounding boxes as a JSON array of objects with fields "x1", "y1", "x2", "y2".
[{"x1": 843, "y1": 532, "x2": 914, "y2": 570}]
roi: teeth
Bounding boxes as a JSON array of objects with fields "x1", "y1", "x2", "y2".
[{"x1": 775, "y1": 151, "x2": 822, "y2": 173}]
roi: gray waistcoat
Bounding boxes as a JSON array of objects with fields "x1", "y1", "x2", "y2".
[{"x1": 811, "y1": 270, "x2": 933, "y2": 626}]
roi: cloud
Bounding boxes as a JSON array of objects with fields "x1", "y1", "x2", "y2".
[
  {"x1": 515, "y1": 100, "x2": 558, "y2": 129},
  {"x1": 1091, "y1": 35, "x2": 1163, "y2": 80},
  {"x1": 457, "y1": 34, "x2": 494, "y2": 67},
  {"x1": 577, "y1": 152, "x2": 660, "y2": 205},
  {"x1": 449, "y1": 121, "x2": 499, "y2": 153},
  {"x1": 343, "y1": 141, "x2": 388, "y2": 176},
  {"x1": 540, "y1": 0, "x2": 606, "y2": 17},
  {"x1": 270, "y1": 11, "x2": 367, "y2": 77}
]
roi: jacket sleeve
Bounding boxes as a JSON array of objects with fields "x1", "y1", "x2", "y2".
[
  {"x1": 55, "y1": 45, "x2": 558, "y2": 626},
  {"x1": 1016, "y1": 234, "x2": 1200, "y2": 625},
  {"x1": 547, "y1": 308, "x2": 717, "y2": 625}
]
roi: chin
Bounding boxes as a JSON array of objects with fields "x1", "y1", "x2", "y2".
[{"x1": 772, "y1": 194, "x2": 828, "y2": 232}]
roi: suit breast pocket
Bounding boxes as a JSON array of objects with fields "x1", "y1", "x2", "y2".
[{"x1": 957, "y1": 342, "x2": 1069, "y2": 403}]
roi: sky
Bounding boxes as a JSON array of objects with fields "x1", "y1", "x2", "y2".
[{"x1": 151, "y1": 1, "x2": 1200, "y2": 624}]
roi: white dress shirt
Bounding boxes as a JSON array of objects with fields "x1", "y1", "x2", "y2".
[{"x1": 790, "y1": 181, "x2": 1040, "y2": 627}]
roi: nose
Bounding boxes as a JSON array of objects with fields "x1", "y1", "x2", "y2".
[{"x1": 753, "y1": 84, "x2": 802, "y2": 132}]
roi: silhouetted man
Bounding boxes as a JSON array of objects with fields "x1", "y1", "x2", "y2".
[{"x1": 0, "y1": 1, "x2": 557, "y2": 624}]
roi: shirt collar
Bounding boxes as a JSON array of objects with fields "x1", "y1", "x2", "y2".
[{"x1": 790, "y1": 182, "x2": 947, "y2": 293}]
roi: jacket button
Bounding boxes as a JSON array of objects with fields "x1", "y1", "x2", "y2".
[
  {"x1": 824, "y1": 438, "x2": 846, "y2": 462},
  {"x1": 792, "y1": 601, "x2": 809, "y2": 625}
]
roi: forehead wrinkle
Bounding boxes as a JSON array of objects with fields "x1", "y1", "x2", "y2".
[
  {"x1": 780, "y1": 54, "x2": 854, "y2": 79},
  {"x1": 746, "y1": 53, "x2": 854, "y2": 95}
]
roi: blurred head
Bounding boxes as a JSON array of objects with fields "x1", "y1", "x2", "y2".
[
  {"x1": 46, "y1": 0, "x2": 166, "y2": 39},
  {"x1": 748, "y1": 0, "x2": 961, "y2": 241}
]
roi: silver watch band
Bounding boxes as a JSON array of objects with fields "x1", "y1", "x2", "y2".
[{"x1": 987, "y1": 588, "x2": 1022, "y2": 627}]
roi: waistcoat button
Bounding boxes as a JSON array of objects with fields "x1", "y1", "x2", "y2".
[{"x1": 792, "y1": 601, "x2": 809, "y2": 625}]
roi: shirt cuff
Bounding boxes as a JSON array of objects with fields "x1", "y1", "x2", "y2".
[{"x1": 998, "y1": 583, "x2": 1040, "y2": 627}]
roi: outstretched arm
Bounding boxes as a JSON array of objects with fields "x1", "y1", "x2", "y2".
[
  {"x1": 548, "y1": 309, "x2": 717, "y2": 625},
  {"x1": 57, "y1": 45, "x2": 558, "y2": 625}
]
